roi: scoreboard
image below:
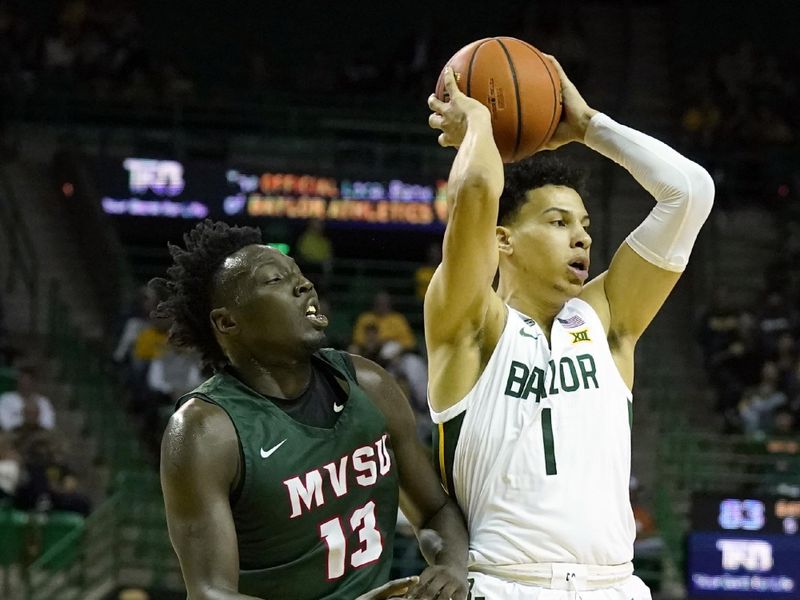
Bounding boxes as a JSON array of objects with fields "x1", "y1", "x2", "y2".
[{"x1": 688, "y1": 494, "x2": 800, "y2": 598}]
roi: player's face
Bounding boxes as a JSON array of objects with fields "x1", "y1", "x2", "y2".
[
  {"x1": 219, "y1": 245, "x2": 328, "y2": 358},
  {"x1": 501, "y1": 184, "x2": 591, "y2": 296}
]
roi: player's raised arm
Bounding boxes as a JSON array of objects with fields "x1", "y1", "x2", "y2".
[
  {"x1": 543, "y1": 56, "x2": 714, "y2": 355},
  {"x1": 161, "y1": 400, "x2": 263, "y2": 600},
  {"x1": 424, "y1": 67, "x2": 505, "y2": 346}
]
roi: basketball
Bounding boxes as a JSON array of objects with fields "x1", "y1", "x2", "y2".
[{"x1": 435, "y1": 37, "x2": 563, "y2": 163}]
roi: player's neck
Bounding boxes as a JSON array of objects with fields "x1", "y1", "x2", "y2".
[
  {"x1": 498, "y1": 279, "x2": 566, "y2": 336},
  {"x1": 229, "y1": 352, "x2": 313, "y2": 400}
]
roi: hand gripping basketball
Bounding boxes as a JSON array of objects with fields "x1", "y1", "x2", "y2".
[
  {"x1": 538, "y1": 53, "x2": 598, "y2": 151},
  {"x1": 427, "y1": 67, "x2": 491, "y2": 149}
]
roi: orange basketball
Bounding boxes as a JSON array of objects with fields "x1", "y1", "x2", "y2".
[{"x1": 435, "y1": 37, "x2": 562, "y2": 163}]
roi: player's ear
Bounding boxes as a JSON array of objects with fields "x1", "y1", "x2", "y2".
[
  {"x1": 497, "y1": 226, "x2": 513, "y2": 256},
  {"x1": 210, "y1": 307, "x2": 239, "y2": 337}
]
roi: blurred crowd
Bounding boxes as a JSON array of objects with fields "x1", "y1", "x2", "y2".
[
  {"x1": 0, "y1": 0, "x2": 591, "y2": 113},
  {"x1": 0, "y1": 0, "x2": 195, "y2": 107},
  {"x1": 680, "y1": 41, "x2": 796, "y2": 150},
  {"x1": 697, "y1": 240, "x2": 800, "y2": 496},
  {"x1": 0, "y1": 364, "x2": 92, "y2": 518},
  {"x1": 678, "y1": 41, "x2": 798, "y2": 212},
  {"x1": 698, "y1": 285, "x2": 800, "y2": 439}
]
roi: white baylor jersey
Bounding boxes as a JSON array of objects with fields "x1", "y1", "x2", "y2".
[{"x1": 431, "y1": 299, "x2": 636, "y2": 569}]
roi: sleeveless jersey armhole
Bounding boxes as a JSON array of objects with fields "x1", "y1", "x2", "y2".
[
  {"x1": 568, "y1": 298, "x2": 633, "y2": 397},
  {"x1": 180, "y1": 392, "x2": 247, "y2": 507}
]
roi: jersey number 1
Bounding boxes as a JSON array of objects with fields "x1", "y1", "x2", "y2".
[
  {"x1": 319, "y1": 500, "x2": 383, "y2": 580},
  {"x1": 541, "y1": 408, "x2": 557, "y2": 475}
]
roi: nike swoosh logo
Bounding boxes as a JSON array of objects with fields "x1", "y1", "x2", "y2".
[
  {"x1": 333, "y1": 402, "x2": 345, "y2": 413},
  {"x1": 519, "y1": 328, "x2": 540, "y2": 340},
  {"x1": 260, "y1": 439, "x2": 287, "y2": 459}
]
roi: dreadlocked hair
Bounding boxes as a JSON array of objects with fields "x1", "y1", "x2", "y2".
[
  {"x1": 497, "y1": 153, "x2": 587, "y2": 226},
  {"x1": 149, "y1": 219, "x2": 262, "y2": 374}
]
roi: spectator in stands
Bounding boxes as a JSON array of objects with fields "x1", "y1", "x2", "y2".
[
  {"x1": 736, "y1": 362, "x2": 787, "y2": 438},
  {"x1": 757, "y1": 291, "x2": 797, "y2": 357},
  {"x1": 773, "y1": 332, "x2": 797, "y2": 386},
  {"x1": 143, "y1": 344, "x2": 204, "y2": 455},
  {"x1": 0, "y1": 432, "x2": 21, "y2": 503},
  {"x1": 0, "y1": 365, "x2": 56, "y2": 432},
  {"x1": 379, "y1": 341, "x2": 431, "y2": 443},
  {"x1": 349, "y1": 322, "x2": 384, "y2": 364},
  {"x1": 13, "y1": 430, "x2": 91, "y2": 516},
  {"x1": 147, "y1": 345, "x2": 203, "y2": 403},
  {"x1": 708, "y1": 310, "x2": 761, "y2": 414},
  {"x1": 414, "y1": 243, "x2": 441, "y2": 303},
  {"x1": 295, "y1": 218, "x2": 333, "y2": 292},
  {"x1": 351, "y1": 290, "x2": 416, "y2": 354},
  {"x1": 696, "y1": 286, "x2": 739, "y2": 368},
  {"x1": 128, "y1": 314, "x2": 170, "y2": 404},
  {"x1": 113, "y1": 285, "x2": 158, "y2": 364}
]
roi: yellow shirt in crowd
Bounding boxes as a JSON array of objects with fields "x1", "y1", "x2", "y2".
[{"x1": 352, "y1": 311, "x2": 416, "y2": 351}]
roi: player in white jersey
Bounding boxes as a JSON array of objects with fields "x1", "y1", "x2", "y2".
[{"x1": 424, "y1": 56, "x2": 715, "y2": 599}]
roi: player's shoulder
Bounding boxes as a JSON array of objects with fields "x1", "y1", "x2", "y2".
[
  {"x1": 347, "y1": 353, "x2": 386, "y2": 389},
  {"x1": 162, "y1": 398, "x2": 238, "y2": 480},
  {"x1": 166, "y1": 397, "x2": 236, "y2": 447}
]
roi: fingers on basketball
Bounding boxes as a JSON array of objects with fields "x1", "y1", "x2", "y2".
[
  {"x1": 443, "y1": 67, "x2": 460, "y2": 96},
  {"x1": 428, "y1": 93, "x2": 446, "y2": 114}
]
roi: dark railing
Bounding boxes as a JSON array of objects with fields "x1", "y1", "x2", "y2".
[{"x1": 0, "y1": 167, "x2": 39, "y2": 333}]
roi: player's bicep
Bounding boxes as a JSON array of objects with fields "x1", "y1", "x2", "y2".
[
  {"x1": 161, "y1": 401, "x2": 242, "y2": 598},
  {"x1": 351, "y1": 356, "x2": 449, "y2": 527},
  {"x1": 603, "y1": 242, "x2": 682, "y2": 341},
  {"x1": 395, "y1": 438, "x2": 452, "y2": 530}
]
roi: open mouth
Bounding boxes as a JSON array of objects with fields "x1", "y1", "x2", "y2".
[
  {"x1": 568, "y1": 260, "x2": 589, "y2": 282},
  {"x1": 305, "y1": 302, "x2": 329, "y2": 328}
]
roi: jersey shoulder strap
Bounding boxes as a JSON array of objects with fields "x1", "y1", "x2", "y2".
[{"x1": 316, "y1": 348, "x2": 358, "y2": 383}]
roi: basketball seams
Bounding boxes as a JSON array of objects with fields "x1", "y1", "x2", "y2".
[
  {"x1": 494, "y1": 38, "x2": 523, "y2": 162},
  {"x1": 466, "y1": 39, "x2": 492, "y2": 98},
  {"x1": 438, "y1": 36, "x2": 561, "y2": 162},
  {"x1": 518, "y1": 41, "x2": 561, "y2": 151}
]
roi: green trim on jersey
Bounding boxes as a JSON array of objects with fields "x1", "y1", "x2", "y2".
[
  {"x1": 628, "y1": 400, "x2": 633, "y2": 429},
  {"x1": 433, "y1": 412, "x2": 466, "y2": 502}
]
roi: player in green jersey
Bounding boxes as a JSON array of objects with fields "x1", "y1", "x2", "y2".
[{"x1": 152, "y1": 220, "x2": 468, "y2": 600}]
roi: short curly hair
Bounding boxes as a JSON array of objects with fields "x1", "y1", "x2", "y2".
[
  {"x1": 497, "y1": 153, "x2": 587, "y2": 226},
  {"x1": 149, "y1": 219, "x2": 262, "y2": 373}
]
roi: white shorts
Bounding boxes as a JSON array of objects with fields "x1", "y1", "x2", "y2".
[{"x1": 468, "y1": 572, "x2": 652, "y2": 600}]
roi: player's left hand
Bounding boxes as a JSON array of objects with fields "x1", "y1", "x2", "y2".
[
  {"x1": 539, "y1": 53, "x2": 598, "y2": 150},
  {"x1": 404, "y1": 564, "x2": 469, "y2": 600}
]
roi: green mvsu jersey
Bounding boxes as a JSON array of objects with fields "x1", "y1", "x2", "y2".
[{"x1": 179, "y1": 349, "x2": 399, "y2": 600}]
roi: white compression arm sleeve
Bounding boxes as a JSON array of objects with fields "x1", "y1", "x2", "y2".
[{"x1": 584, "y1": 113, "x2": 715, "y2": 272}]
